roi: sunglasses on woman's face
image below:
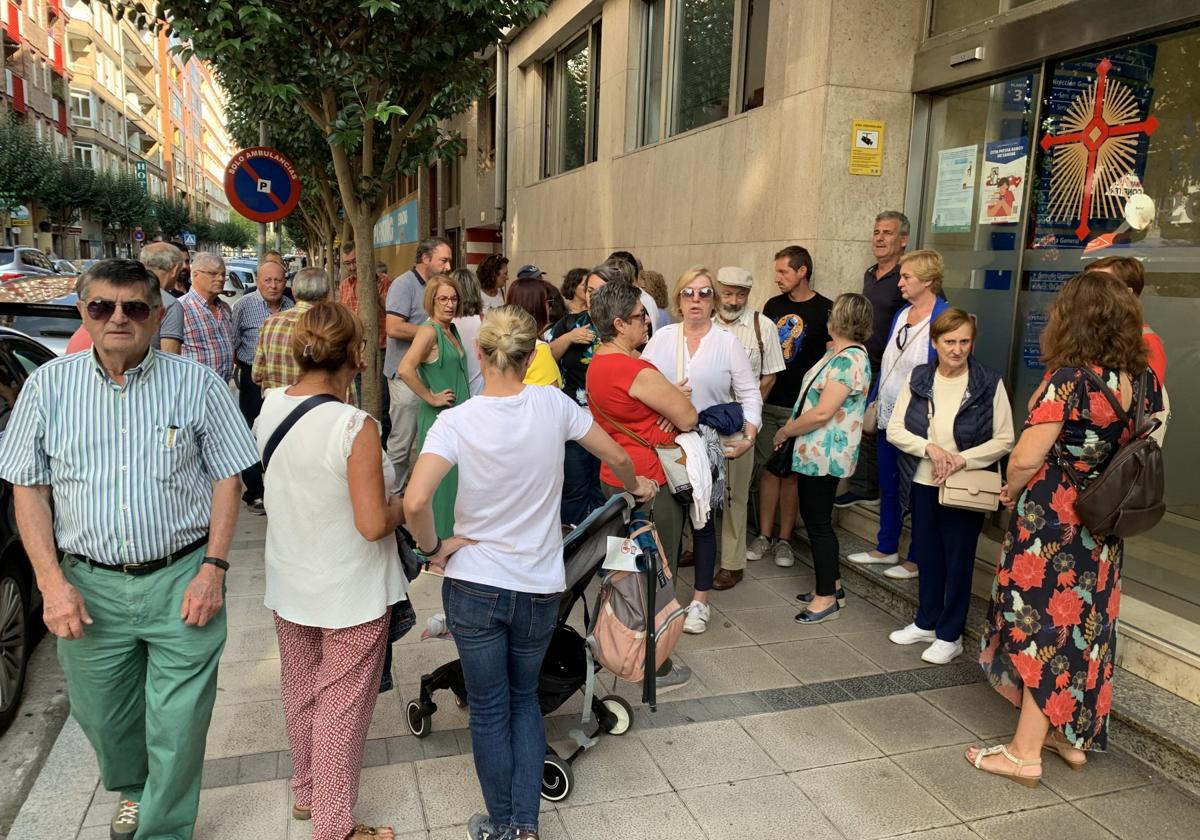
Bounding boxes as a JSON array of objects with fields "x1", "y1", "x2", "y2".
[
  {"x1": 86, "y1": 299, "x2": 154, "y2": 323},
  {"x1": 680, "y1": 287, "x2": 715, "y2": 299}
]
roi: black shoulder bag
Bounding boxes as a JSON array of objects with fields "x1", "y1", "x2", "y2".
[{"x1": 261, "y1": 394, "x2": 342, "y2": 471}]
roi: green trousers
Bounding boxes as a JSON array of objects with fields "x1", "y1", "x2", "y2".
[{"x1": 59, "y1": 548, "x2": 225, "y2": 840}]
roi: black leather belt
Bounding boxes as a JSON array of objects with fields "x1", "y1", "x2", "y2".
[{"x1": 79, "y1": 535, "x2": 209, "y2": 576}]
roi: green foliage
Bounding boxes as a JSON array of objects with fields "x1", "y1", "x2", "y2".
[
  {"x1": 214, "y1": 215, "x2": 256, "y2": 250},
  {"x1": 0, "y1": 114, "x2": 55, "y2": 214},
  {"x1": 153, "y1": 195, "x2": 193, "y2": 239},
  {"x1": 37, "y1": 158, "x2": 98, "y2": 228},
  {"x1": 91, "y1": 171, "x2": 151, "y2": 235}
]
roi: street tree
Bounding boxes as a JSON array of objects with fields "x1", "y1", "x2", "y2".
[
  {"x1": 37, "y1": 158, "x2": 97, "y2": 259},
  {"x1": 154, "y1": 195, "x2": 192, "y2": 240},
  {"x1": 0, "y1": 114, "x2": 54, "y2": 239},
  {"x1": 91, "y1": 171, "x2": 151, "y2": 257},
  {"x1": 108, "y1": 0, "x2": 547, "y2": 416}
]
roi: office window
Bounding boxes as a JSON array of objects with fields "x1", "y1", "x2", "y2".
[
  {"x1": 542, "y1": 19, "x2": 601, "y2": 178},
  {"x1": 74, "y1": 142, "x2": 96, "y2": 169},
  {"x1": 639, "y1": 0, "x2": 768, "y2": 144}
]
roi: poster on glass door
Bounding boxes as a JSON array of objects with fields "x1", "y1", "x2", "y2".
[
  {"x1": 979, "y1": 138, "x2": 1028, "y2": 224},
  {"x1": 931, "y1": 145, "x2": 977, "y2": 233}
]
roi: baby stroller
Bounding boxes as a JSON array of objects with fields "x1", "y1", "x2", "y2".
[{"x1": 404, "y1": 493, "x2": 642, "y2": 802}]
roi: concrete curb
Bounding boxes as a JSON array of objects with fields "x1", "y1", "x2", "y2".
[{"x1": 7, "y1": 716, "x2": 99, "y2": 840}]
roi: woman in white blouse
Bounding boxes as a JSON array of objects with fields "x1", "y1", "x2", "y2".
[
  {"x1": 641, "y1": 267, "x2": 762, "y2": 634},
  {"x1": 885, "y1": 308, "x2": 1014, "y2": 664},
  {"x1": 849, "y1": 250, "x2": 949, "y2": 580},
  {"x1": 256, "y1": 301, "x2": 406, "y2": 840}
]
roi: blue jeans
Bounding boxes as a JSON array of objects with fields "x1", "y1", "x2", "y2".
[
  {"x1": 561, "y1": 440, "x2": 603, "y2": 527},
  {"x1": 443, "y1": 578, "x2": 557, "y2": 834}
]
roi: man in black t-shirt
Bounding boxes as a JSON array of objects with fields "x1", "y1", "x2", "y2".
[{"x1": 748, "y1": 245, "x2": 832, "y2": 568}]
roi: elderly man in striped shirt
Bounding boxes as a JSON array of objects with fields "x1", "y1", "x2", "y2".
[
  {"x1": 180, "y1": 251, "x2": 236, "y2": 381},
  {"x1": 231, "y1": 259, "x2": 292, "y2": 514},
  {"x1": 0, "y1": 259, "x2": 258, "y2": 840}
]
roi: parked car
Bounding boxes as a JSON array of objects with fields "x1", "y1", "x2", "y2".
[
  {"x1": 0, "y1": 247, "x2": 59, "y2": 283},
  {"x1": 0, "y1": 275, "x2": 82, "y2": 356},
  {"x1": 0, "y1": 327, "x2": 57, "y2": 731},
  {"x1": 51, "y1": 260, "x2": 81, "y2": 276},
  {"x1": 223, "y1": 265, "x2": 255, "y2": 301}
]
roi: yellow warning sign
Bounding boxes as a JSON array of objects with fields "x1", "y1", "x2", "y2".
[{"x1": 849, "y1": 119, "x2": 885, "y2": 176}]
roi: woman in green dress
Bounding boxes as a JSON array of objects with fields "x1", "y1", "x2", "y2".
[{"x1": 398, "y1": 272, "x2": 470, "y2": 537}]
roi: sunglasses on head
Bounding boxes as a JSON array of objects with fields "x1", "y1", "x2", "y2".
[
  {"x1": 87, "y1": 299, "x2": 154, "y2": 322},
  {"x1": 681, "y1": 287, "x2": 714, "y2": 299}
]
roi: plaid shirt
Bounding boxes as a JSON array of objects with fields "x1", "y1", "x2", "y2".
[
  {"x1": 232, "y1": 291, "x2": 293, "y2": 365},
  {"x1": 180, "y1": 290, "x2": 236, "y2": 381},
  {"x1": 252, "y1": 300, "x2": 313, "y2": 390},
  {"x1": 339, "y1": 271, "x2": 392, "y2": 349}
]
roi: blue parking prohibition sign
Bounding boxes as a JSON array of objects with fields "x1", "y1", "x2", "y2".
[{"x1": 223, "y1": 146, "x2": 302, "y2": 223}]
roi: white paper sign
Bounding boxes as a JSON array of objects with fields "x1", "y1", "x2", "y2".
[{"x1": 603, "y1": 536, "x2": 642, "y2": 572}]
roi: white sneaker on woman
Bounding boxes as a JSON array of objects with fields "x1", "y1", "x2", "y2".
[
  {"x1": 847, "y1": 551, "x2": 899, "y2": 565},
  {"x1": 922, "y1": 638, "x2": 964, "y2": 664},
  {"x1": 682, "y1": 601, "x2": 710, "y2": 634},
  {"x1": 889, "y1": 623, "x2": 937, "y2": 646}
]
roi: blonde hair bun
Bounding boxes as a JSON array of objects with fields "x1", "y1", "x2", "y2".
[{"x1": 478, "y1": 305, "x2": 537, "y2": 373}]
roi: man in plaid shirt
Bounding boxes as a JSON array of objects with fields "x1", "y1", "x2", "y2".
[
  {"x1": 180, "y1": 252, "x2": 236, "y2": 381},
  {"x1": 252, "y1": 267, "x2": 332, "y2": 390}
]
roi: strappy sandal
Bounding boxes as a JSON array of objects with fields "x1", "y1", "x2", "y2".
[
  {"x1": 1043, "y1": 731, "x2": 1088, "y2": 771},
  {"x1": 292, "y1": 804, "x2": 311, "y2": 821},
  {"x1": 966, "y1": 744, "x2": 1042, "y2": 788},
  {"x1": 347, "y1": 824, "x2": 394, "y2": 839}
]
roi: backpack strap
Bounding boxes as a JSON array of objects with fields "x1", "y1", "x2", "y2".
[
  {"x1": 261, "y1": 394, "x2": 342, "y2": 471},
  {"x1": 752, "y1": 311, "x2": 764, "y2": 361}
]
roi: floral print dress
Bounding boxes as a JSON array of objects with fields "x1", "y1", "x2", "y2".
[
  {"x1": 792, "y1": 346, "x2": 871, "y2": 477},
  {"x1": 980, "y1": 366, "x2": 1162, "y2": 751}
]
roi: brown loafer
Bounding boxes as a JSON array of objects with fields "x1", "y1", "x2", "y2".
[
  {"x1": 712, "y1": 568, "x2": 743, "y2": 590},
  {"x1": 678, "y1": 550, "x2": 695, "y2": 568}
]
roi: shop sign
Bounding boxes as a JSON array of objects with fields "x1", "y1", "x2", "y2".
[
  {"x1": 11, "y1": 205, "x2": 31, "y2": 227},
  {"x1": 848, "y1": 119, "x2": 885, "y2": 176}
]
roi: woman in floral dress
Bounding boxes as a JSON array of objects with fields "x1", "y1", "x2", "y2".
[{"x1": 972, "y1": 271, "x2": 1163, "y2": 787}]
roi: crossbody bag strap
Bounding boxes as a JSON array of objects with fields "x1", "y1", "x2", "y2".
[
  {"x1": 753, "y1": 311, "x2": 764, "y2": 361},
  {"x1": 591, "y1": 400, "x2": 653, "y2": 448},
  {"x1": 675, "y1": 325, "x2": 686, "y2": 383},
  {"x1": 790, "y1": 345, "x2": 861, "y2": 421},
  {"x1": 262, "y1": 394, "x2": 342, "y2": 471},
  {"x1": 875, "y1": 318, "x2": 930, "y2": 399}
]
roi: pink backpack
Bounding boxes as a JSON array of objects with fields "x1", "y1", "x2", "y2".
[{"x1": 587, "y1": 522, "x2": 686, "y2": 684}]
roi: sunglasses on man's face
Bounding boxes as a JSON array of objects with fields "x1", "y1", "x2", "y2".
[
  {"x1": 86, "y1": 299, "x2": 155, "y2": 322},
  {"x1": 680, "y1": 287, "x2": 715, "y2": 299}
]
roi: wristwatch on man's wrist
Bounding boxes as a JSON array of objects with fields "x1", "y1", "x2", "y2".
[{"x1": 202, "y1": 556, "x2": 230, "y2": 571}]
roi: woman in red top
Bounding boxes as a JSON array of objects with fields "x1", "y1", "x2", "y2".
[{"x1": 586, "y1": 281, "x2": 697, "y2": 691}]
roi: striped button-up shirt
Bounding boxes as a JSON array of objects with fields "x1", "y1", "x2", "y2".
[
  {"x1": 0, "y1": 350, "x2": 259, "y2": 565},
  {"x1": 713, "y1": 308, "x2": 787, "y2": 380},
  {"x1": 231, "y1": 291, "x2": 293, "y2": 366},
  {"x1": 252, "y1": 300, "x2": 312, "y2": 390},
  {"x1": 180, "y1": 289, "x2": 236, "y2": 381}
]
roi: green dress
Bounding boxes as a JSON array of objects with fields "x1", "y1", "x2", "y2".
[{"x1": 417, "y1": 323, "x2": 470, "y2": 538}]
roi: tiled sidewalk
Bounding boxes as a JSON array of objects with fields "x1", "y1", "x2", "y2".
[{"x1": 16, "y1": 515, "x2": 1200, "y2": 840}]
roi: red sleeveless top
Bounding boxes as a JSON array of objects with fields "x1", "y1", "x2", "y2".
[{"x1": 586, "y1": 353, "x2": 676, "y2": 487}]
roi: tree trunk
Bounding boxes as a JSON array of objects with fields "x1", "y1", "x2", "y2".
[{"x1": 352, "y1": 213, "x2": 382, "y2": 419}]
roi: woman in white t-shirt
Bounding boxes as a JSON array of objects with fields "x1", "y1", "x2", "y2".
[
  {"x1": 256, "y1": 301, "x2": 406, "y2": 840},
  {"x1": 849, "y1": 249, "x2": 949, "y2": 581},
  {"x1": 452, "y1": 267, "x2": 485, "y2": 396},
  {"x1": 404, "y1": 306, "x2": 654, "y2": 840},
  {"x1": 477, "y1": 254, "x2": 509, "y2": 313}
]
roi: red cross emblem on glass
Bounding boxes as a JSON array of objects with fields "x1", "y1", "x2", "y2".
[{"x1": 1039, "y1": 58, "x2": 1159, "y2": 242}]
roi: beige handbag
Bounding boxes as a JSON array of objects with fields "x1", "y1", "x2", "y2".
[{"x1": 939, "y1": 467, "x2": 1002, "y2": 512}]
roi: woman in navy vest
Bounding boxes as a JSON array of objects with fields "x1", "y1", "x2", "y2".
[{"x1": 885, "y1": 308, "x2": 1014, "y2": 664}]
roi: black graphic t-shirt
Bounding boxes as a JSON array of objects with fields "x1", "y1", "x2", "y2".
[
  {"x1": 547, "y1": 312, "x2": 599, "y2": 407},
  {"x1": 762, "y1": 292, "x2": 833, "y2": 408}
]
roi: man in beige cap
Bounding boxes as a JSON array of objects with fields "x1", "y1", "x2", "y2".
[{"x1": 711, "y1": 266, "x2": 785, "y2": 589}]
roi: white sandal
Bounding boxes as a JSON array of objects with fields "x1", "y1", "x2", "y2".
[{"x1": 967, "y1": 744, "x2": 1042, "y2": 788}]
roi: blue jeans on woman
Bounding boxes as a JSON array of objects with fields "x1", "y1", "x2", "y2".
[{"x1": 443, "y1": 578, "x2": 558, "y2": 835}]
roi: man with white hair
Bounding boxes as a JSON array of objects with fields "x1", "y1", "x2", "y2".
[
  {"x1": 711, "y1": 266, "x2": 785, "y2": 589},
  {"x1": 138, "y1": 242, "x2": 186, "y2": 353},
  {"x1": 180, "y1": 252, "x2": 235, "y2": 381}
]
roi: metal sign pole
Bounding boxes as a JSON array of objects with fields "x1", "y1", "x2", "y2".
[{"x1": 257, "y1": 120, "x2": 268, "y2": 264}]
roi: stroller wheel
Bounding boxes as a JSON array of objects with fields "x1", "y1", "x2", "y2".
[
  {"x1": 599, "y1": 695, "x2": 634, "y2": 736},
  {"x1": 406, "y1": 699, "x2": 431, "y2": 738},
  {"x1": 541, "y1": 752, "x2": 573, "y2": 802}
]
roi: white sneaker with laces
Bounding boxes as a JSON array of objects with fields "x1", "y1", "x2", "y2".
[
  {"x1": 110, "y1": 799, "x2": 140, "y2": 839},
  {"x1": 847, "y1": 551, "x2": 899, "y2": 565},
  {"x1": 682, "y1": 600, "x2": 710, "y2": 634},
  {"x1": 746, "y1": 535, "x2": 771, "y2": 561},
  {"x1": 921, "y1": 638, "x2": 964, "y2": 664},
  {"x1": 773, "y1": 540, "x2": 795, "y2": 567},
  {"x1": 889, "y1": 623, "x2": 937, "y2": 646}
]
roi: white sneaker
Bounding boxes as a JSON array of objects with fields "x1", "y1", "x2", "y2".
[
  {"x1": 884, "y1": 564, "x2": 919, "y2": 580},
  {"x1": 746, "y1": 535, "x2": 771, "y2": 562},
  {"x1": 682, "y1": 601, "x2": 710, "y2": 634},
  {"x1": 847, "y1": 551, "x2": 899, "y2": 565},
  {"x1": 921, "y1": 638, "x2": 964, "y2": 664},
  {"x1": 773, "y1": 541, "x2": 795, "y2": 567},
  {"x1": 889, "y1": 623, "x2": 937, "y2": 646}
]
